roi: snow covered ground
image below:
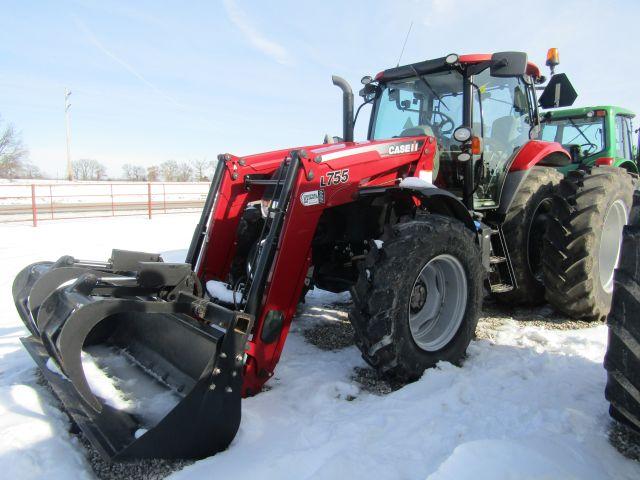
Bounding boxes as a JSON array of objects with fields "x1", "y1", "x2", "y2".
[{"x1": 0, "y1": 215, "x2": 639, "y2": 479}]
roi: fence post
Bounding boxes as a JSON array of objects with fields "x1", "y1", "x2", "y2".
[
  {"x1": 163, "y1": 183, "x2": 167, "y2": 213},
  {"x1": 49, "y1": 185, "x2": 54, "y2": 219},
  {"x1": 110, "y1": 184, "x2": 115, "y2": 216},
  {"x1": 31, "y1": 184, "x2": 38, "y2": 227},
  {"x1": 147, "y1": 183, "x2": 152, "y2": 219}
]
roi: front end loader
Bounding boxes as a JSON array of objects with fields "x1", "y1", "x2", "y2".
[{"x1": 13, "y1": 51, "x2": 577, "y2": 461}]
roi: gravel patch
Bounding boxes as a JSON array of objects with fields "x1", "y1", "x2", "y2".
[
  {"x1": 79, "y1": 434, "x2": 192, "y2": 480},
  {"x1": 481, "y1": 298, "x2": 594, "y2": 330},
  {"x1": 609, "y1": 421, "x2": 640, "y2": 462},
  {"x1": 351, "y1": 367, "x2": 403, "y2": 395},
  {"x1": 302, "y1": 320, "x2": 354, "y2": 350}
]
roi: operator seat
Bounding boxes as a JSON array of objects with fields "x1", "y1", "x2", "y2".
[{"x1": 489, "y1": 116, "x2": 518, "y2": 152}]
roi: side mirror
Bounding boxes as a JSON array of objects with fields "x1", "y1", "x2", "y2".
[
  {"x1": 539, "y1": 73, "x2": 578, "y2": 109},
  {"x1": 490, "y1": 52, "x2": 528, "y2": 77}
]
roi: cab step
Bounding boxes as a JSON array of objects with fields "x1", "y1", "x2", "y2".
[{"x1": 490, "y1": 283, "x2": 514, "y2": 293}]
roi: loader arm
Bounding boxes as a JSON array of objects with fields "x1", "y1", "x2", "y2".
[{"x1": 192, "y1": 138, "x2": 439, "y2": 394}]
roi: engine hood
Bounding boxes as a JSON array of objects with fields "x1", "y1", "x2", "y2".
[{"x1": 237, "y1": 137, "x2": 432, "y2": 173}]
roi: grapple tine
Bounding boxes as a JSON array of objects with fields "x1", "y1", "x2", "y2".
[{"x1": 12, "y1": 261, "x2": 54, "y2": 335}]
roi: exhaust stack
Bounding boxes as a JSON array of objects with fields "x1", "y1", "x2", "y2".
[{"x1": 331, "y1": 75, "x2": 354, "y2": 142}]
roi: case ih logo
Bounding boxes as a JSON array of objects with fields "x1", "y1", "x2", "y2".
[{"x1": 387, "y1": 140, "x2": 423, "y2": 155}]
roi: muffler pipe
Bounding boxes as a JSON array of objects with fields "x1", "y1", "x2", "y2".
[{"x1": 331, "y1": 75, "x2": 354, "y2": 142}]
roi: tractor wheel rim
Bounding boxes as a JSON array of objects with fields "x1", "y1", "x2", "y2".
[
  {"x1": 408, "y1": 254, "x2": 467, "y2": 352},
  {"x1": 599, "y1": 199, "x2": 628, "y2": 293}
]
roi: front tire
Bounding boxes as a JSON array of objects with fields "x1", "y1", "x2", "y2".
[
  {"x1": 543, "y1": 166, "x2": 635, "y2": 321},
  {"x1": 349, "y1": 216, "x2": 483, "y2": 381}
]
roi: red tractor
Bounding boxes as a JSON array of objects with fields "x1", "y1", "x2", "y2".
[{"x1": 13, "y1": 52, "x2": 577, "y2": 460}]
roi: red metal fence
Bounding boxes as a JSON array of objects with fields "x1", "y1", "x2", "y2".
[{"x1": 0, "y1": 182, "x2": 210, "y2": 226}]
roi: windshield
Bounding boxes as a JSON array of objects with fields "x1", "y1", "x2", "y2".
[
  {"x1": 541, "y1": 115, "x2": 605, "y2": 160},
  {"x1": 371, "y1": 70, "x2": 464, "y2": 141}
]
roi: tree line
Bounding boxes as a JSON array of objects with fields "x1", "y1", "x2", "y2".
[
  {"x1": 0, "y1": 115, "x2": 214, "y2": 182},
  {"x1": 121, "y1": 158, "x2": 213, "y2": 182}
]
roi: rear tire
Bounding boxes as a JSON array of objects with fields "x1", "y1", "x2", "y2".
[
  {"x1": 349, "y1": 216, "x2": 483, "y2": 381},
  {"x1": 604, "y1": 225, "x2": 640, "y2": 433},
  {"x1": 493, "y1": 166, "x2": 563, "y2": 305},
  {"x1": 543, "y1": 166, "x2": 635, "y2": 321}
]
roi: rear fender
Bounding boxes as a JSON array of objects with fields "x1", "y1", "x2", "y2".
[
  {"x1": 616, "y1": 160, "x2": 639, "y2": 174},
  {"x1": 508, "y1": 140, "x2": 570, "y2": 172},
  {"x1": 497, "y1": 141, "x2": 570, "y2": 216}
]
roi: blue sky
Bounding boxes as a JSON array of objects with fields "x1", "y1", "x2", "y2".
[{"x1": 1, "y1": 0, "x2": 639, "y2": 177}]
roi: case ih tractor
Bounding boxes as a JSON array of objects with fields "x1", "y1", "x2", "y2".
[
  {"x1": 538, "y1": 101, "x2": 637, "y2": 320},
  {"x1": 13, "y1": 51, "x2": 595, "y2": 460}
]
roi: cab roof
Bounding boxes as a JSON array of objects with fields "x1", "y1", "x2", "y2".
[
  {"x1": 544, "y1": 105, "x2": 635, "y2": 119},
  {"x1": 375, "y1": 53, "x2": 541, "y2": 82}
]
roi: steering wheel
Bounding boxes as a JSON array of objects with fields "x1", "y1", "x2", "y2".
[
  {"x1": 431, "y1": 111, "x2": 455, "y2": 135},
  {"x1": 581, "y1": 142, "x2": 598, "y2": 155}
]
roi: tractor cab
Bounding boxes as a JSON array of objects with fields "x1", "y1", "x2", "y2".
[
  {"x1": 362, "y1": 52, "x2": 575, "y2": 210},
  {"x1": 540, "y1": 106, "x2": 639, "y2": 174}
]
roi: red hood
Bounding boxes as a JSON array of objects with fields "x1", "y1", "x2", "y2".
[{"x1": 235, "y1": 137, "x2": 432, "y2": 172}]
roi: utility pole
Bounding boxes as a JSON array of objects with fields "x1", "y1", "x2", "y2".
[{"x1": 65, "y1": 89, "x2": 73, "y2": 181}]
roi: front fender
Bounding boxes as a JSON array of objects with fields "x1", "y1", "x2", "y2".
[{"x1": 359, "y1": 180, "x2": 476, "y2": 232}]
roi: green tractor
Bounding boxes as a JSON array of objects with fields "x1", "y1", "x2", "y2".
[
  {"x1": 536, "y1": 105, "x2": 638, "y2": 320},
  {"x1": 540, "y1": 105, "x2": 638, "y2": 174}
]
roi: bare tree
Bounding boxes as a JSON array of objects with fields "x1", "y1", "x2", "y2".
[
  {"x1": 190, "y1": 158, "x2": 210, "y2": 181},
  {"x1": 122, "y1": 163, "x2": 147, "y2": 181},
  {"x1": 176, "y1": 162, "x2": 193, "y2": 182},
  {"x1": 160, "y1": 160, "x2": 179, "y2": 181},
  {"x1": 147, "y1": 165, "x2": 160, "y2": 182},
  {"x1": 22, "y1": 162, "x2": 42, "y2": 179},
  {"x1": 0, "y1": 117, "x2": 29, "y2": 179},
  {"x1": 73, "y1": 159, "x2": 107, "y2": 181}
]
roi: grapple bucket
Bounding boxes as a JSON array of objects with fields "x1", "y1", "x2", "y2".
[{"x1": 12, "y1": 250, "x2": 253, "y2": 461}]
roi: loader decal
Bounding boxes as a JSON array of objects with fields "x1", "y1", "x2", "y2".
[
  {"x1": 320, "y1": 169, "x2": 349, "y2": 187},
  {"x1": 300, "y1": 189, "x2": 325, "y2": 206}
]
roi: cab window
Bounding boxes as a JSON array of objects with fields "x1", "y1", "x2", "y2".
[{"x1": 615, "y1": 115, "x2": 633, "y2": 160}]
